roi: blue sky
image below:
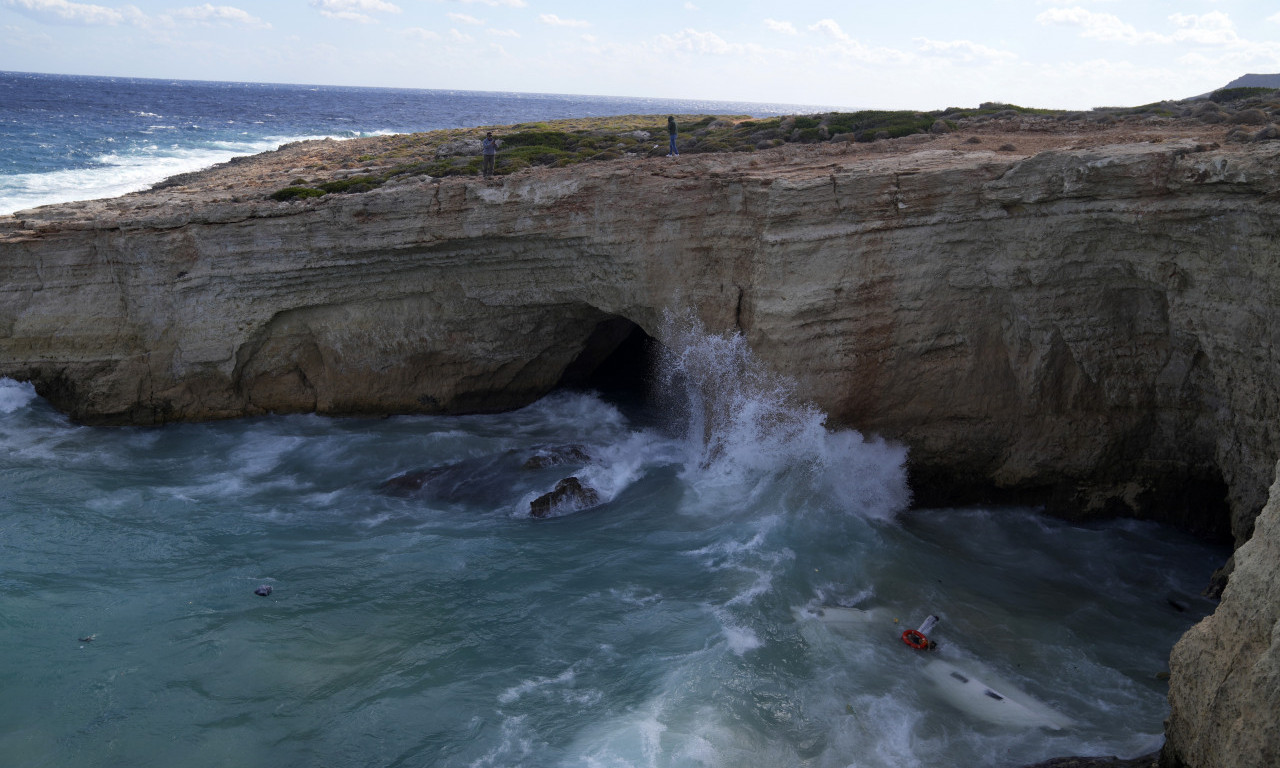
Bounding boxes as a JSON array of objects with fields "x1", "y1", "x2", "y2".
[{"x1": 2, "y1": 0, "x2": 1279, "y2": 109}]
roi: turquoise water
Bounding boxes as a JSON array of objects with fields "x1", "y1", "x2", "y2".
[{"x1": 0, "y1": 325, "x2": 1224, "y2": 767}]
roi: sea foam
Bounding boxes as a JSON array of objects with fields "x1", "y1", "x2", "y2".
[
  {"x1": 0, "y1": 135, "x2": 337, "y2": 215},
  {"x1": 656, "y1": 310, "x2": 910, "y2": 519},
  {"x1": 0, "y1": 378, "x2": 37, "y2": 414}
]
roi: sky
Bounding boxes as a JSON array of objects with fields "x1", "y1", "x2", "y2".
[{"x1": 2, "y1": 0, "x2": 1279, "y2": 110}]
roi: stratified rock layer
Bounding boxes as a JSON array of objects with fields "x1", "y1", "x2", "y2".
[
  {"x1": 4, "y1": 138, "x2": 1277, "y2": 541},
  {"x1": 2, "y1": 135, "x2": 1280, "y2": 767},
  {"x1": 1165, "y1": 461, "x2": 1280, "y2": 768}
]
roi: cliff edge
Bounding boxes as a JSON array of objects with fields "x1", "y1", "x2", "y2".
[{"x1": 2, "y1": 112, "x2": 1279, "y2": 766}]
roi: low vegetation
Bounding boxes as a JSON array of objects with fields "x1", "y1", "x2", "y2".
[{"x1": 267, "y1": 91, "x2": 1280, "y2": 202}]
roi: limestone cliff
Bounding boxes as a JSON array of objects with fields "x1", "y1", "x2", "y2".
[
  {"x1": 1165, "y1": 460, "x2": 1280, "y2": 768},
  {"x1": 4, "y1": 134, "x2": 1277, "y2": 540},
  {"x1": 2, "y1": 125, "x2": 1279, "y2": 767}
]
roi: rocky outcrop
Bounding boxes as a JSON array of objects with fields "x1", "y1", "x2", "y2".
[
  {"x1": 1, "y1": 128, "x2": 1278, "y2": 768},
  {"x1": 529, "y1": 476, "x2": 601, "y2": 518},
  {"x1": 1164, "y1": 460, "x2": 1280, "y2": 768},
  {"x1": 4, "y1": 137, "x2": 1278, "y2": 543}
]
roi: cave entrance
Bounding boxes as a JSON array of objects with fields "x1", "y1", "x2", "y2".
[{"x1": 555, "y1": 316, "x2": 658, "y2": 405}]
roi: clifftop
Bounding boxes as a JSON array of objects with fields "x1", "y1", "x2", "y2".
[{"x1": 9, "y1": 93, "x2": 1271, "y2": 223}]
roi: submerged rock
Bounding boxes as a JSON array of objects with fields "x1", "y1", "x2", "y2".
[
  {"x1": 254, "y1": 585, "x2": 272, "y2": 597},
  {"x1": 522, "y1": 444, "x2": 590, "y2": 470},
  {"x1": 529, "y1": 476, "x2": 600, "y2": 518},
  {"x1": 381, "y1": 452, "x2": 531, "y2": 508},
  {"x1": 381, "y1": 465, "x2": 456, "y2": 495}
]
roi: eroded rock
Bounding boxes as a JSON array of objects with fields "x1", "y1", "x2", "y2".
[
  {"x1": 1164, "y1": 460, "x2": 1280, "y2": 768},
  {"x1": 529, "y1": 476, "x2": 600, "y2": 518},
  {"x1": 522, "y1": 445, "x2": 590, "y2": 470}
]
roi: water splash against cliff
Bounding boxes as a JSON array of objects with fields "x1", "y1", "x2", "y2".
[
  {"x1": 656, "y1": 310, "x2": 910, "y2": 519},
  {"x1": 0, "y1": 318, "x2": 1225, "y2": 768}
]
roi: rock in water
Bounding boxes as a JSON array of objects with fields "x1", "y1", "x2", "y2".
[
  {"x1": 522, "y1": 445, "x2": 590, "y2": 470},
  {"x1": 254, "y1": 585, "x2": 273, "y2": 597},
  {"x1": 380, "y1": 465, "x2": 455, "y2": 495},
  {"x1": 529, "y1": 476, "x2": 601, "y2": 518}
]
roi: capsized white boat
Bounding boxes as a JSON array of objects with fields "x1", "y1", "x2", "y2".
[
  {"x1": 791, "y1": 604, "x2": 896, "y2": 634},
  {"x1": 793, "y1": 605, "x2": 1074, "y2": 730},
  {"x1": 921, "y1": 658, "x2": 1074, "y2": 730}
]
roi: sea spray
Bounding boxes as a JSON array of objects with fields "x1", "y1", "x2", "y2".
[
  {"x1": 0, "y1": 378, "x2": 37, "y2": 414},
  {"x1": 0, "y1": 359, "x2": 1224, "y2": 768},
  {"x1": 655, "y1": 309, "x2": 910, "y2": 519}
]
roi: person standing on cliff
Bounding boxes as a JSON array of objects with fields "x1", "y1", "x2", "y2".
[
  {"x1": 481, "y1": 132, "x2": 498, "y2": 178},
  {"x1": 666, "y1": 116, "x2": 679, "y2": 157}
]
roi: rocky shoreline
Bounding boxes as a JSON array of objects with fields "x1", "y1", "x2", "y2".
[{"x1": 3, "y1": 96, "x2": 1279, "y2": 767}]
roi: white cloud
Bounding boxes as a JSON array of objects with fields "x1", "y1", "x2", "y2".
[
  {"x1": 1036, "y1": 7, "x2": 1163, "y2": 44},
  {"x1": 809, "y1": 19, "x2": 851, "y2": 42},
  {"x1": 915, "y1": 37, "x2": 1017, "y2": 64},
  {"x1": 683, "y1": 2, "x2": 698, "y2": 9},
  {"x1": 448, "y1": 27, "x2": 473, "y2": 43},
  {"x1": 4, "y1": 0, "x2": 125, "y2": 25},
  {"x1": 538, "y1": 13, "x2": 589, "y2": 28},
  {"x1": 453, "y1": 0, "x2": 524, "y2": 5},
  {"x1": 1040, "y1": 7, "x2": 1263, "y2": 53},
  {"x1": 487, "y1": 27, "x2": 519, "y2": 37},
  {"x1": 1167, "y1": 12, "x2": 1237, "y2": 46},
  {"x1": 655, "y1": 28, "x2": 742, "y2": 56},
  {"x1": 401, "y1": 25, "x2": 439, "y2": 40},
  {"x1": 764, "y1": 18, "x2": 796, "y2": 35},
  {"x1": 168, "y1": 4, "x2": 269, "y2": 29},
  {"x1": 447, "y1": 12, "x2": 482, "y2": 25},
  {"x1": 309, "y1": 0, "x2": 400, "y2": 24}
]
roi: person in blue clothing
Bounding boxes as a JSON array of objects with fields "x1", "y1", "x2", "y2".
[
  {"x1": 481, "y1": 132, "x2": 498, "y2": 178},
  {"x1": 666, "y1": 116, "x2": 679, "y2": 157}
]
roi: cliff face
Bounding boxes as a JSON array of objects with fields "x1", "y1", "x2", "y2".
[
  {"x1": 4, "y1": 137, "x2": 1277, "y2": 541},
  {"x1": 1165, "y1": 460, "x2": 1280, "y2": 768},
  {"x1": 2, "y1": 135, "x2": 1280, "y2": 766}
]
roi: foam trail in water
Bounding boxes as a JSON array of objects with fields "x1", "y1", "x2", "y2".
[
  {"x1": 0, "y1": 133, "x2": 355, "y2": 215},
  {"x1": 656, "y1": 310, "x2": 910, "y2": 519}
]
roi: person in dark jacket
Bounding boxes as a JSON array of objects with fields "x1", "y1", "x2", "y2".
[
  {"x1": 481, "y1": 132, "x2": 498, "y2": 177},
  {"x1": 666, "y1": 116, "x2": 679, "y2": 157}
]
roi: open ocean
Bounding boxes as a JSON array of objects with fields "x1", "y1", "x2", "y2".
[
  {"x1": 0, "y1": 73, "x2": 1228, "y2": 768},
  {"x1": 0, "y1": 70, "x2": 831, "y2": 216}
]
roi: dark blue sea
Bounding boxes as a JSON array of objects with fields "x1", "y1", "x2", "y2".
[
  {"x1": 0, "y1": 73, "x2": 1228, "y2": 768},
  {"x1": 0, "y1": 70, "x2": 825, "y2": 215}
]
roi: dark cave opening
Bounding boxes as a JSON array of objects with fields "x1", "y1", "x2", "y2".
[{"x1": 555, "y1": 316, "x2": 658, "y2": 405}]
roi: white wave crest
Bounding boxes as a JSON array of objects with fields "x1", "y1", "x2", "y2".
[
  {"x1": 0, "y1": 378, "x2": 37, "y2": 414},
  {"x1": 0, "y1": 133, "x2": 351, "y2": 216},
  {"x1": 656, "y1": 310, "x2": 910, "y2": 519}
]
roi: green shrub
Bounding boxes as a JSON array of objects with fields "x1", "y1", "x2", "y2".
[
  {"x1": 1210, "y1": 87, "x2": 1278, "y2": 103},
  {"x1": 678, "y1": 116, "x2": 716, "y2": 132},
  {"x1": 497, "y1": 156, "x2": 531, "y2": 174},
  {"x1": 270, "y1": 186, "x2": 325, "y2": 201},
  {"x1": 503, "y1": 145, "x2": 573, "y2": 166},
  {"x1": 500, "y1": 131, "x2": 574, "y2": 150},
  {"x1": 319, "y1": 176, "x2": 381, "y2": 194}
]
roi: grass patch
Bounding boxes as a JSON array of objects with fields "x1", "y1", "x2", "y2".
[
  {"x1": 270, "y1": 186, "x2": 326, "y2": 201},
  {"x1": 265, "y1": 98, "x2": 1214, "y2": 202}
]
